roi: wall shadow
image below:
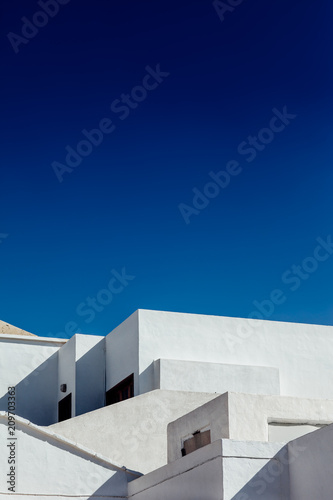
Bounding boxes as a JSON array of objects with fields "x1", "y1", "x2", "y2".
[
  {"x1": 230, "y1": 445, "x2": 291, "y2": 500},
  {"x1": 88, "y1": 470, "x2": 141, "y2": 500},
  {"x1": 0, "y1": 352, "x2": 58, "y2": 425},
  {"x1": 75, "y1": 338, "x2": 106, "y2": 416}
]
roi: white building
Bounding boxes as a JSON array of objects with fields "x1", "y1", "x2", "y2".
[{"x1": 1, "y1": 310, "x2": 333, "y2": 498}]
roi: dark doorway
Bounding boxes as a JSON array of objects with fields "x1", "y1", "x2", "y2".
[
  {"x1": 58, "y1": 393, "x2": 72, "y2": 422},
  {"x1": 106, "y1": 374, "x2": 134, "y2": 406}
]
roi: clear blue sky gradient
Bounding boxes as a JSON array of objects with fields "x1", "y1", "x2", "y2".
[{"x1": 1, "y1": 0, "x2": 332, "y2": 337}]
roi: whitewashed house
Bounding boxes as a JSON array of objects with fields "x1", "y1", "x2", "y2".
[{"x1": 1, "y1": 310, "x2": 333, "y2": 498}]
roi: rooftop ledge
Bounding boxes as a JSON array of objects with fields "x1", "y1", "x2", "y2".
[{"x1": 0, "y1": 333, "x2": 67, "y2": 345}]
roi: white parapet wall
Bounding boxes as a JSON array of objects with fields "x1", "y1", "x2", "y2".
[
  {"x1": 0, "y1": 412, "x2": 140, "y2": 499},
  {"x1": 103, "y1": 310, "x2": 333, "y2": 400},
  {"x1": 128, "y1": 439, "x2": 289, "y2": 500},
  {"x1": 154, "y1": 358, "x2": 280, "y2": 395},
  {"x1": 167, "y1": 392, "x2": 333, "y2": 463},
  {"x1": 49, "y1": 389, "x2": 218, "y2": 474}
]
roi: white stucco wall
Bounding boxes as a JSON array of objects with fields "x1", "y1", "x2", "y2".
[
  {"x1": 75, "y1": 334, "x2": 105, "y2": 416},
  {"x1": 168, "y1": 392, "x2": 333, "y2": 463},
  {"x1": 0, "y1": 413, "x2": 139, "y2": 499},
  {"x1": 106, "y1": 311, "x2": 139, "y2": 395},
  {"x1": 154, "y1": 358, "x2": 280, "y2": 395},
  {"x1": 58, "y1": 336, "x2": 76, "y2": 419},
  {"x1": 221, "y1": 440, "x2": 290, "y2": 500},
  {"x1": 49, "y1": 390, "x2": 218, "y2": 474},
  {"x1": 129, "y1": 439, "x2": 288, "y2": 500},
  {"x1": 0, "y1": 335, "x2": 64, "y2": 425},
  {"x1": 58, "y1": 334, "x2": 106, "y2": 421},
  {"x1": 136, "y1": 310, "x2": 333, "y2": 400},
  {"x1": 288, "y1": 424, "x2": 333, "y2": 500},
  {"x1": 103, "y1": 309, "x2": 333, "y2": 401},
  {"x1": 228, "y1": 393, "x2": 333, "y2": 443},
  {"x1": 269, "y1": 423, "x2": 325, "y2": 442},
  {"x1": 128, "y1": 440, "x2": 224, "y2": 500}
]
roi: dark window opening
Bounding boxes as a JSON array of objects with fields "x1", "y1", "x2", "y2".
[
  {"x1": 58, "y1": 393, "x2": 72, "y2": 422},
  {"x1": 106, "y1": 374, "x2": 134, "y2": 406},
  {"x1": 182, "y1": 429, "x2": 211, "y2": 457}
]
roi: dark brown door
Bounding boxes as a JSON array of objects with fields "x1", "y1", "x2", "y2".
[{"x1": 106, "y1": 374, "x2": 134, "y2": 406}]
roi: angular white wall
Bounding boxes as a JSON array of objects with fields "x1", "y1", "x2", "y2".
[
  {"x1": 288, "y1": 424, "x2": 333, "y2": 500},
  {"x1": 106, "y1": 311, "x2": 139, "y2": 394},
  {"x1": 75, "y1": 334, "x2": 105, "y2": 416},
  {"x1": 0, "y1": 335, "x2": 64, "y2": 425},
  {"x1": 58, "y1": 336, "x2": 76, "y2": 419},
  {"x1": 137, "y1": 310, "x2": 333, "y2": 400},
  {"x1": 154, "y1": 358, "x2": 280, "y2": 395},
  {"x1": 167, "y1": 392, "x2": 333, "y2": 463},
  {"x1": 0, "y1": 413, "x2": 139, "y2": 499},
  {"x1": 49, "y1": 390, "x2": 217, "y2": 474},
  {"x1": 129, "y1": 440, "x2": 289, "y2": 500},
  {"x1": 58, "y1": 334, "x2": 106, "y2": 420}
]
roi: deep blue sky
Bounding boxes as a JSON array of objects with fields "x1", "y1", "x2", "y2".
[{"x1": 1, "y1": 0, "x2": 332, "y2": 337}]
